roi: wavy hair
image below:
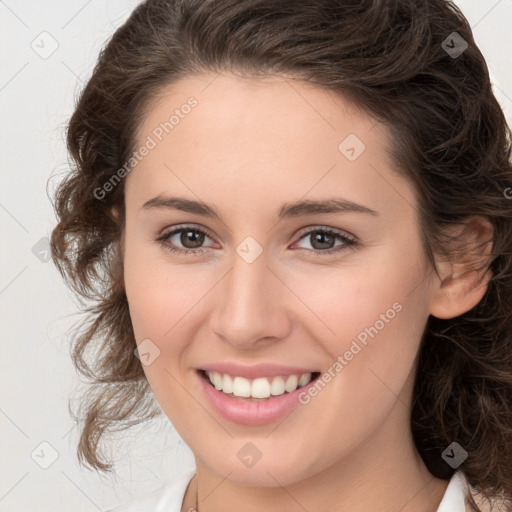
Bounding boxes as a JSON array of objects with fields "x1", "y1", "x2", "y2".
[{"x1": 49, "y1": 1, "x2": 512, "y2": 510}]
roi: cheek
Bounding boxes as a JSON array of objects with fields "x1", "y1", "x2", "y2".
[
  {"x1": 285, "y1": 247, "x2": 429, "y2": 390},
  {"x1": 122, "y1": 245, "x2": 206, "y2": 414},
  {"x1": 123, "y1": 239, "x2": 217, "y2": 357}
]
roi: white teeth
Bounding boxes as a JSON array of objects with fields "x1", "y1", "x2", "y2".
[
  {"x1": 206, "y1": 371, "x2": 314, "y2": 398},
  {"x1": 232, "y1": 376, "x2": 251, "y2": 397},
  {"x1": 251, "y1": 378, "x2": 271, "y2": 398},
  {"x1": 222, "y1": 373, "x2": 233, "y2": 394},
  {"x1": 270, "y1": 376, "x2": 285, "y2": 396},
  {"x1": 284, "y1": 374, "x2": 298, "y2": 393},
  {"x1": 212, "y1": 371, "x2": 223, "y2": 390},
  {"x1": 298, "y1": 373, "x2": 311, "y2": 387}
]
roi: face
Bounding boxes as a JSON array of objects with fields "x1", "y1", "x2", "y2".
[{"x1": 122, "y1": 72, "x2": 436, "y2": 487}]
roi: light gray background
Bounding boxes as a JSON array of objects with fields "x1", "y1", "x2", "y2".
[{"x1": 1, "y1": 1, "x2": 511, "y2": 511}]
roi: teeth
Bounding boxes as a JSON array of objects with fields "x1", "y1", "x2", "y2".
[
  {"x1": 270, "y1": 376, "x2": 285, "y2": 396},
  {"x1": 212, "y1": 371, "x2": 223, "y2": 390},
  {"x1": 298, "y1": 373, "x2": 311, "y2": 387},
  {"x1": 233, "y1": 376, "x2": 251, "y2": 397},
  {"x1": 222, "y1": 373, "x2": 233, "y2": 394},
  {"x1": 251, "y1": 377, "x2": 270, "y2": 398},
  {"x1": 206, "y1": 371, "x2": 314, "y2": 398},
  {"x1": 284, "y1": 374, "x2": 298, "y2": 392}
]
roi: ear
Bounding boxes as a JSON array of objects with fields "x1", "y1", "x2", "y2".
[{"x1": 429, "y1": 216, "x2": 493, "y2": 320}]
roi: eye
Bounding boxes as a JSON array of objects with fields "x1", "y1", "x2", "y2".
[
  {"x1": 292, "y1": 227, "x2": 358, "y2": 255},
  {"x1": 156, "y1": 224, "x2": 358, "y2": 257},
  {"x1": 156, "y1": 224, "x2": 216, "y2": 255}
]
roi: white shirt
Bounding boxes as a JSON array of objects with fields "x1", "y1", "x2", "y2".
[{"x1": 104, "y1": 467, "x2": 469, "y2": 512}]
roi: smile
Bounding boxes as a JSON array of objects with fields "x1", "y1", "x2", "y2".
[
  {"x1": 203, "y1": 370, "x2": 321, "y2": 400},
  {"x1": 197, "y1": 369, "x2": 322, "y2": 425}
]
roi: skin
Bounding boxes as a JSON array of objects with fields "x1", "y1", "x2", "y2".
[{"x1": 120, "y1": 72, "x2": 491, "y2": 512}]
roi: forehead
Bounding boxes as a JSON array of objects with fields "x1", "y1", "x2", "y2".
[
  {"x1": 126, "y1": 72, "x2": 415, "y2": 220},
  {"x1": 135, "y1": 72, "x2": 380, "y2": 150}
]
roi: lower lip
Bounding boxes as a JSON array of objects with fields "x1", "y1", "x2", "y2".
[{"x1": 197, "y1": 370, "x2": 320, "y2": 425}]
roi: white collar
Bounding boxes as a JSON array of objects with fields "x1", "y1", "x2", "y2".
[{"x1": 436, "y1": 471, "x2": 469, "y2": 512}]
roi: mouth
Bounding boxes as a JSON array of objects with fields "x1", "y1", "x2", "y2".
[{"x1": 197, "y1": 369, "x2": 322, "y2": 402}]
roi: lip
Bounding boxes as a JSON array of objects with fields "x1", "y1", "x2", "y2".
[
  {"x1": 197, "y1": 369, "x2": 321, "y2": 425},
  {"x1": 199, "y1": 362, "x2": 318, "y2": 380}
]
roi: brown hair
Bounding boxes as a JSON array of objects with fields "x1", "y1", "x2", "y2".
[{"x1": 49, "y1": 0, "x2": 512, "y2": 510}]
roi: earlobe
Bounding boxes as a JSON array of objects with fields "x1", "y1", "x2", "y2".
[{"x1": 429, "y1": 217, "x2": 493, "y2": 320}]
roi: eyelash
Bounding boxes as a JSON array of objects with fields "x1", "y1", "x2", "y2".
[{"x1": 156, "y1": 224, "x2": 359, "y2": 257}]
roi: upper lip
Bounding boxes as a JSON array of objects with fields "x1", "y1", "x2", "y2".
[{"x1": 199, "y1": 362, "x2": 319, "y2": 380}]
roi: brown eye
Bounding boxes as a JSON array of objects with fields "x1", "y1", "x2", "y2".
[
  {"x1": 156, "y1": 225, "x2": 215, "y2": 255},
  {"x1": 294, "y1": 227, "x2": 358, "y2": 256},
  {"x1": 178, "y1": 229, "x2": 205, "y2": 249},
  {"x1": 308, "y1": 231, "x2": 336, "y2": 250}
]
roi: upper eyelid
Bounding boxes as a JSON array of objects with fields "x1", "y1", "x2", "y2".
[
  {"x1": 294, "y1": 225, "x2": 356, "y2": 241},
  {"x1": 160, "y1": 223, "x2": 216, "y2": 240}
]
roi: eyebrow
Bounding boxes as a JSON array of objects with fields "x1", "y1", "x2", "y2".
[{"x1": 141, "y1": 195, "x2": 379, "y2": 220}]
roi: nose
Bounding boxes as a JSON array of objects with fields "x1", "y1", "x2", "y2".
[{"x1": 207, "y1": 247, "x2": 292, "y2": 349}]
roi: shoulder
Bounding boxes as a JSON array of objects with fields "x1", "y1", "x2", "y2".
[{"x1": 103, "y1": 467, "x2": 196, "y2": 512}]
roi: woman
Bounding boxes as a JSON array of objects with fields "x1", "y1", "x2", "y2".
[{"x1": 49, "y1": 1, "x2": 512, "y2": 511}]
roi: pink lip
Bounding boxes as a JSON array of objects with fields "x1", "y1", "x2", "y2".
[
  {"x1": 197, "y1": 370, "x2": 321, "y2": 425},
  {"x1": 199, "y1": 362, "x2": 318, "y2": 380}
]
